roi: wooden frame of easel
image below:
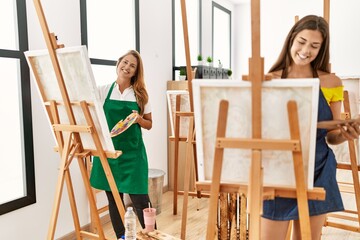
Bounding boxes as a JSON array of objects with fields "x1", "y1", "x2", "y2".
[
  {"x1": 170, "y1": 0, "x2": 210, "y2": 222},
  {"x1": 171, "y1": 0, "x2": 214, "y2": 215},
  {"x1": 169, "y1": 94, "x2": 203, "y2": 216},
  {"x1": 324, "y1": 90, "x2": 360, "y2": 232},
  {"x1": 174, "y1": 0, "x2": 218, "y2": 238},
  {"x1": 322, "y1": 0, "x2": 360, "y2": 233},
  {"x1": 203, "y1": 99, "x2": 327, "y2": 240},
  {"x1": 30, "y1": 1, "x2": 126, "y2": 239}
]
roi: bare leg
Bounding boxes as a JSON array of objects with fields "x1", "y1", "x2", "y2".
[
  {"x1": 261, "y1": 217, "x2": 290, "y2": 240},
  {"x1": 292, "y1": 214, "x2": 326, "y2": 240}
]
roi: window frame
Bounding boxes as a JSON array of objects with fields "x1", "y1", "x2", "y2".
[
  {"x1": 212, "y1": 2, "x2": 231, "y2": 69},
  {"x1": 0, "y1": 0, "x2": 36, "y2": 215},
  {"x1": 172, "y1": 0, "x2": 202, "y2": 80},
  {"x1": 80, "y1": 0, "x2": 140, "y2": 69}
]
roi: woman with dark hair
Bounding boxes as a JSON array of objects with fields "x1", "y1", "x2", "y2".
[
  {"x1": 90, "y1": 50, "x2": 152, "y2": 239},
  {"x1": 261, "y1": 15, "x2": 360, "y2": 239}
]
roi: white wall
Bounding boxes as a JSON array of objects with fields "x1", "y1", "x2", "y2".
[{"x1": 235, "y1": 0, "x2": 360, "y2": 78}]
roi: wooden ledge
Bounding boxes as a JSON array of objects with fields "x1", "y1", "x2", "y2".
[
  {"x1": 196, "y1": 181, "x2": 326, "y2": 201},
  {"x1": 337, "y1": 163, "x2": 360, "y2": 171},
  {"x1": 168, "y1": 136, "x2": 196, "y2": 144},
  {"x1": 175, "y1": 111, "x2": 194, "y2": 117},
  {"x1": 44, "y1": 101, "x2": 95, "y2": 106},
  {"x1": 52, "y1": 124, "x2": 93, "y2": 133},
  {"x1": 54, "y1": 147, "x2": 122, "y2": 159},
  {"x1": 216, "y1": 138, "x2": 301, "y2": 151},
  {"x1": 242, "y1": 74, "x2": 272, "y2": 81}
]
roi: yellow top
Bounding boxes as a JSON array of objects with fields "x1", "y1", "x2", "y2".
[{"x1": 321, "y1": 86, "x2": 344, "y2": 105}]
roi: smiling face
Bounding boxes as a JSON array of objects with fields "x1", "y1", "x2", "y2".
[
  {"x1": 290, "y1": 29, "x2": 323, "y2": 66},
  {"x1": 116, "y1": 54, "x2": 138, "y2": 80}
]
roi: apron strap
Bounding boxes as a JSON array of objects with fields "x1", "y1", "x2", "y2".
[{"x1": 105, "y1": 82, "x2": 117, "y2": 101}]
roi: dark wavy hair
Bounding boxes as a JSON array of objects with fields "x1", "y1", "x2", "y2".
[{"x1": 268, "y1": 15, "x2": 330, "y2": 77}]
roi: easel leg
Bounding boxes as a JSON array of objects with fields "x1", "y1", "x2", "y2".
[
  {"x1": 64, "y1": 168, "x2": 82, "y2": 239},
  {"x1": 248, "y1": 150, "x2": 263, "y2": 240},
  {"x1": 47, "y1": 133, "x2": 75, "y2": 240},
  {"x1": 287, "y1": 101, "x2": 311, "y2": 239},
  {"x1": 180, "y1": 117, "x2": 195, "y2": 239},
  {"x1": 77, "y1": 155, "x2": 106, "y2": 239},
  {"x1": 343, "y1": 91, "x2": 360, "y2": 227},
  {"x1": 206, "y1": 100, "x2": 229, "y2": 240},
  {"x1": 173, "y1": 96, "x2": 181, "y2": 215}
]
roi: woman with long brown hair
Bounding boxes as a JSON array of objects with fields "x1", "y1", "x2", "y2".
[
  {"x1": 261, "y1": 15, "x2": 360, "y2": 239},
  {"x1": 90, "y1": 50, "x2": 152, "y2": 239}
]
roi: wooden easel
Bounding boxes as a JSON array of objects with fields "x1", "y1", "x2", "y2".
[
  {"x1": 31, "y1": 1, "x2": 126, "y2": 239},
  {"x1": 322, "y1": 0, "x2": 360, "y2": 233},
  {"x1": 170, "y1": 94, "x2": 201, "y2": 216},
  {"x1": 174, "y1": 0, "x2": 217, "y2": 238},
  {"x1": 170, "y1": 0, "x2": 211, "y2": 220},
  {"x1": 201, "y1": 0, "x2": 326, "y2": 239},
  {"x1": 324, "y1": 91, "x2": 360, "y2": 232}
]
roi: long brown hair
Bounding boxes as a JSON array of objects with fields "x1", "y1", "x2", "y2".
[
  {"x1": 268, "y1": 15, "x2": 330, "y2": 77},
  {"x1": 116, "y1": 50, "x2": 149, "y2": 115}
]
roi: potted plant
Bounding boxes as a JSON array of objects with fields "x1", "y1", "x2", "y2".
[
  {"x1": 218, "y1": 60, "x2": 223, "y2": 69},
  {"x1": 227, "y1": 69, "x2": 232, "y2": 79},
  {"x1": 197, "y1": 54, "x2": 203, "y2": 65},
  {"x1": 179, "y1": 68, "x2": 186, "y2": 80},
  {"x1": 206, "y1": 56, "x2": 213, "y2": 67}
]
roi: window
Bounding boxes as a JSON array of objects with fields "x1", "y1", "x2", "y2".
[
  {"x1": 0, "y1": 0, "x2": 36, "y2": 215},
  {"x1": 173, "y1": 0, "x2": 201, "y2": 79},
  {"x1": 80, "y1": 0, "x2": 139, "y2": 86},
  {"x1": 212, "y1": 2, "x2": 231, "y2": 69}
]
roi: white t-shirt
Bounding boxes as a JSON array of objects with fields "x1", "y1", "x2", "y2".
[{"x1": 98, "y1": 82, "x2": 151, "y2": 114}]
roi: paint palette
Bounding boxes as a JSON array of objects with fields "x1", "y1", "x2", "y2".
[{"x1": 110, "y1": 112, "x2": 138, "y2": 137}]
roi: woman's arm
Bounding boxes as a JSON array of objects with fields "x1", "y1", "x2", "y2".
[{"x1": 324, "y1": 74, "x2": 360, "y2": 144}]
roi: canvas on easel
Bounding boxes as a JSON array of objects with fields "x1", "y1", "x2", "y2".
[
  {"x1": 25, "y1": 46, "x2": 114, "y2": 152},
  {"x1": 166, "y1": 90, "x2": 190, "y2": 137},
  {"x1": 25, "y1": 44, "x2": 125, "y2": 239},
  {"x1": 192, "y1": 79, "x2": 320, "y2": 189},
  {"x1": 27, "y1": 2, "x2": 127, "y2": 239}
]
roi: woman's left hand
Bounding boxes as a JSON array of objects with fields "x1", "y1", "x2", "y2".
[
  {"x1": 131, "y1": 110, "x2": 142, "y2": 124},
  {"x1": 338, "y1": 122, "x2": 360, "y2": 140}
]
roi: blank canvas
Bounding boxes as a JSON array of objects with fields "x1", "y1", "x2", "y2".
[
  {"x1": 192, "y1": 79, "x2": 319, "y2": 189},
  {"x1": 166, "y1": 90, "x2": 191, "y2": 137},
  {"x1": 25, "y1": 46, "x2": 115, "y2": 152}
]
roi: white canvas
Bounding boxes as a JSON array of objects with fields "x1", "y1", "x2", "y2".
[
  {"x1": 25, "y1": 46, "x2": 115, "y2": 152},
  {"x1": 193, "y1": 79, "x2": 320, "y2": 189},
  {"x1": 166, "y1": 90, "x2": 191, "y2": 137}
]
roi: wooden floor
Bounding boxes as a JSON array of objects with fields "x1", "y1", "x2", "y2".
[{"x1": 97, "y1": 191, "x2": 360, "y2": 240}]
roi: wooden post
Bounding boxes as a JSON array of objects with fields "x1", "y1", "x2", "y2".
[
  {"x1": 248, "y1": 0, "x2": 264, "y2": 238},
  {"x1": 180, "y1": 0, "x2": 194, "y2": 112},
  {"x1": 324, "y1": 0, "x2": 330, "y2": 24}
]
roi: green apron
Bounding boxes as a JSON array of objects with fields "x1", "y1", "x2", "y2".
[{"x1": 90, "y1": 82, "x2": 148, "y2": 194}]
